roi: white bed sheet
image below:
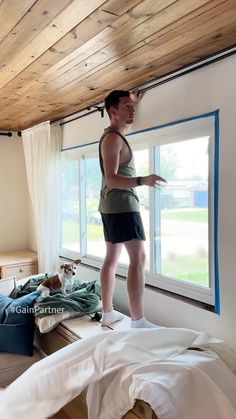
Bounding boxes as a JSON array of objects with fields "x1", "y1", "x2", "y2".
[{"x1": 0, "y1": 327, "x2": 236, "y2": 419}]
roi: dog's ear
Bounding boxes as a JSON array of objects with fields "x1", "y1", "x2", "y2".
[
  {"x1": 60, "y1": 264, "x2": 65, "y2": 269},
  {"x1": 74, "y1": 259, "x2": 81, "y2": 265}
]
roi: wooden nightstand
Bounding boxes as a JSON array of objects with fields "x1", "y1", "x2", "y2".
[{"x1": 0, "y1": 250, "x2": 38, "y2": 280}]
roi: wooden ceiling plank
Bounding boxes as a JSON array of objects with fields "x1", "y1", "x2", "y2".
[
  {"x1": 4, "y1": 0, "x2": 225, "y2": 92},
  {"x1": 4, "y1": 0, "x2": 211, "y2": 99},
  {"x1": 40, "y1": 0, "x2": 227, "y2": 85},
  {"x1": 0, "y1": 1, "x2": 142, "y2": 99},
  {"x1": 0, "y1": 0, "x2": 108, "y2": 89},
  {"x1": 145, "y1": 0, "x2": 233, "y2": 43},
  {"x1": 0, "y1": 0, "x2": 176, "y2": 100},
  {"x1": 2, "y1": 1, "x2": 235, "y2": 116},
  {"x1": 1, "y1": 0, "x2": 236, "y2": 130},
  {"x1": 7, "y1": 21, "x2": 235, "y2": 134},
  {"x1": 0, "y1": 0, "x2": 74, "y2": 65},
  {"x1": 0, "y1": 0, "x2": 213, "y2": 101},
  {"x1": 1, "y1": 17, "x2": 234, "y2": 137},
  {"x1": 38, "y1": 0, "x2": 224, "y2": 88},
  {"x1": 112, "y1": 45, "x2": 236, "y2": 100},
  {"x1": 150, "y1": 0, "x2": 227, "y2": 40},
  {"x1": 45, "y1": 0, "x2": 175, "y2": 77},
  {"x1": 0, "y1": 0, "x2": 38, "y2": 44},
  {"x1": 42, "y1": 7, "x2": 236, "y2": 106},
  {"x1": 45, "y1": 0, "x2": 144, "y2": 67},
  {"x1": 87, "y1": 1, "x2": 236, "y2": 79},
  {"x1": 3, "y1": 7, "x2": 236, "y2": 124},
  {"x1": 107, "y1": 24, "x2": 236, "y2": 93},
  {"x1": 44, "y1": 0, "x2": 183, "y2": 85},
  {"x1": 42, "y1": 1, "x2": 236, "y2": 96},
  {"x1": 99, "y1": 0, "x2": 144, "y2": 16}
]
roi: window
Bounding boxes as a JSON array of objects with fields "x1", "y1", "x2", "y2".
[
  {"x1": 128, "y1": 113, "x2": 219, "y2": 308},
  {"x1": 60, "y1": 112, "x2": 219, "y2": 310},
  {"x1": 61, "y1": 151, "x2": 80, "y2": 259},
  {"x1": 133, "y1": 149, "x2": 150, "y2": 269},
  {"x1": 156, "y1": 138, "x2": 209, "y2": 287},
  {"x1": 85, "y1": 156, "x2": 104, "y2": 258}
]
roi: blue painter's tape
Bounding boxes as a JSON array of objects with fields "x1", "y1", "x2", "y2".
[
  {"x1": 214, "y1": 111, "x2": 220, "y2": 314},
  {"x1": 62, "y1": 140, "x2": 98, "y2": 152}
]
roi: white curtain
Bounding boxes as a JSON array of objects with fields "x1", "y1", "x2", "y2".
[{"x1": 22, "y1": 121, "x2": 61, "y2": 272}]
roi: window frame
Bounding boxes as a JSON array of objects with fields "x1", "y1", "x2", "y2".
[{"x1": 60, "y1": 111, "x2": 219, "y2": 312}]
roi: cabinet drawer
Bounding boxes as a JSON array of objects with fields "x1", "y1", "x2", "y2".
[{"x1": 2, "y1": 263, "x2": 38, "y2": 280}]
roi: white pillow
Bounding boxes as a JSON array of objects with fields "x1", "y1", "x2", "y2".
[
  {"x1": 35, "y1": 300, "x2": 103, "y2": 334},
  {"x1": 35, "y1": 310, "x2": 83, "y2": 334},
  {"x1": 0, "y1": 276, "x2": 16, "y2": 296}
]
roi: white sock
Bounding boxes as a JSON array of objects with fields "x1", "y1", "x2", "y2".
[
  {"x1": 101, "y1": 310, "x2": 124, "y2": 326},
  {"x1": 131, "y1": 316, "x2": 160, "y2": 329}
]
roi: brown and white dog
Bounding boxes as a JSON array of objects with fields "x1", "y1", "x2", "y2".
[{"x1": 37, "y1": 259, "x2": 81, "y2": 297}]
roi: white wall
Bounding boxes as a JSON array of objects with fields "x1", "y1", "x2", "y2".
[
  {"x1": 62, "y1": 55, "x2": 236, "y2": 350},
  {"x1": 0, "y1": 133, "x2": 31, "y2": 252}
]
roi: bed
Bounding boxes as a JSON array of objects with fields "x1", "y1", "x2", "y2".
[
  {"x1": 1, "y1": 276, "x2": 236, "y2": 419},
  {"x1": 1, "y1": 312, "x2": 236, "y2": 419},
  {"x1": 35, "y1": 314, "x2": 158, "y2": 419}
]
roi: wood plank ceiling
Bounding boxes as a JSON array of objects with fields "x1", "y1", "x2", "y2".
[{"x1": 0, "y1": 0, "x2": 236, "y2": 131}]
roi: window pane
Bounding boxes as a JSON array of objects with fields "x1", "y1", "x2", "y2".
[
  {"x1": 155, "y1": 137, "x2": 209, "y2": 287},
  {"x1": 85, "y1": 157, "x2": 104, "y2": 257},
  {"x1": 61, "y1": 156, "x2": 80, "y2": 254},
  {"x1": 133, "y1": 149, "x2": 150, "y2": 269}
]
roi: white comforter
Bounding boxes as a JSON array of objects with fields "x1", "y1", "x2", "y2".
[{"x1": 0, "y1": 328, "x2": 236, "y2": 419}]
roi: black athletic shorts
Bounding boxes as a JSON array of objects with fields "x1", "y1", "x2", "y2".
[{"x1": 101, "y1": 212, "x2": 146, "y2": 244}]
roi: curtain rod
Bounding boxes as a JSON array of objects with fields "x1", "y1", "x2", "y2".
[
  {"x1": 0, "y1": 131, "x2": 22, "y2": 137},
  {"x1": 59, "y1": 108, "x2": 102, "y2": 126},
  {"x1": 59, "y1": 45, "x2": 236, "y2": 127},
  {"x1": 0, "y1": 132, "x2": 12, "y2": 137}
]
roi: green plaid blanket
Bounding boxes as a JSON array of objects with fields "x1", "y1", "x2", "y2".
[{"x1": 10, "y1": 273, "x2": 101, "y2": 318}]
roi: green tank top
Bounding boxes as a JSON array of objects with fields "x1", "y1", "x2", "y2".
[{"x1": 98, "y1": 127, "x2": 140, "y2": 214}]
